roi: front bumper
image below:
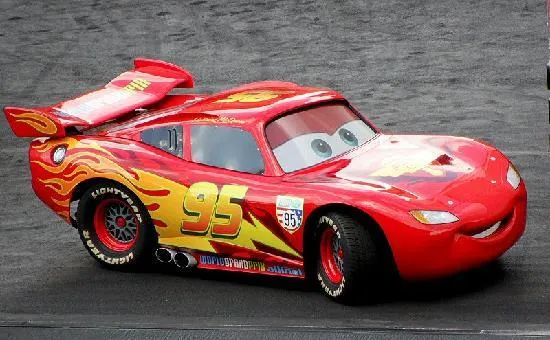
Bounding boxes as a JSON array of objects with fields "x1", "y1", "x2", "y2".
[{"x1": 380, "y1": 181, "x2": 527, "y2": 281}]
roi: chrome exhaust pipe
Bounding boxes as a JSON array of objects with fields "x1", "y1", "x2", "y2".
[
  {"x1": 155, "y1": 247, "x2": 197, "y2": 268},
  {"x1": 155, "y1": 247, "x2": 175, "y2": 263},
  {"x1": 173, "y1": 251, "x2": 197, "y2": 269}
]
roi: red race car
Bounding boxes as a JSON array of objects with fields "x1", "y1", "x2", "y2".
[{"x1": 4, "y1": 58, "x2": 526, "y2": 303}]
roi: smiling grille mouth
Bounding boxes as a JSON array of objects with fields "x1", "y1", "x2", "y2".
[
  {"x1": 464, "y1": 212, "x2": 513, "y2": 239},
  {"x1": 471, "y1": 221, "x2": 502, "y2": 239}
]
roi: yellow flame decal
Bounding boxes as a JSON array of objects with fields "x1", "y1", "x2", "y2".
[
  {"x1": 12, "y1": 112, "x2": 58, "y2": 135},
  {"x1": 159, "y1": 214, "x2": 300, "y2": 258},
  {"x1": 371, "y1": 163, "x2": 444, "y2": 177},
  {"x1": 57, "y1": 210, "x2": 70, "y2": 220},
  {"x1": 215, "y1": 90, "x2": 292, "y2": 103},
  {"x1": 371, "y1": 152, "x2": 446, "y2": 178},
  {"x1": 32, "y1": 138, "x2": 300, "y2": 259}
]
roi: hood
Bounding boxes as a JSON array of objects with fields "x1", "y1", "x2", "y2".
[{"x1": 291, "y1": 134, "x2": 512, "y2": 208}]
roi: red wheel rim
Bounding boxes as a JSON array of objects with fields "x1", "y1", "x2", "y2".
[
  {"x1": 93, "y1": 198, "x2": 139, "y2": 252},
  {"x1": 320, "y1": 227, "x2": 344, "y2": 284}
]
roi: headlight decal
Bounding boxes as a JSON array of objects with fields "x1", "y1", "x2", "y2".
[
  {"x1": 506, "y1": 163, "x2": 521, "y2": 189},
  {"x1": 410, "y1": 210, "x2": 459, "y2": 225}
]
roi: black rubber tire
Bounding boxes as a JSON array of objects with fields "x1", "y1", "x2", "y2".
[
  {"x1": 315, "y1": 212, "x2": 380, "y2": 304},
  {"x1": 76, "y1": 181, "x2": 157, "y2": 269}
]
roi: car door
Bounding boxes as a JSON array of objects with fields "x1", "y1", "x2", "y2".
[{"x1": 175, "y1": 123, "x2": 303, "y2": 271}]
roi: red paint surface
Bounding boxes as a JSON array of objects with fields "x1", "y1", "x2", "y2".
[{"x1": 11, "y1": 58, "x2": 527, "y2": 281}]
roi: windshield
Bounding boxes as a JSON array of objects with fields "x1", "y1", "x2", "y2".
[{"x1": 266, "y1": 103, "x2": 376, "y2": 172}]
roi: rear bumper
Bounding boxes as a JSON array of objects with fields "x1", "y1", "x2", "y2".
[
  {"x1": 383, "y1": 182, "x2": 527, "y2": 281},
  {"x1": 29, "y1": 138, "x2": 72, "y2": 223}
]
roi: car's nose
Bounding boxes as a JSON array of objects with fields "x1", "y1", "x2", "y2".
[{"x1": 385, "y1": 180, "x2": 527, "y2": 281}]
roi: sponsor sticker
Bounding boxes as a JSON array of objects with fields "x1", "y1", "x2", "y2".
[
  {"x1": 266, "y1": 265, "x2": 304, "y2": 277},
  {"x1": 199, "y1": 255, "x2": 266, "y2": 272},
  {"x1": 198, "y1": 255, "x2": 304, "y2": 278},
  {"x1": 276, "y1": 196, "x2": 304, "y2": 233},
  {"x1": 58, "y1": 78, "x2": 151, "y2": 118},
  {"x1": 215, "y1": 90, "x2": 293, "y2": 103}
]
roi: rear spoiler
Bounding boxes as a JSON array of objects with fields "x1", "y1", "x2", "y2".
[{"x1": 4, "y1": 58, "x2": 194, "y2": 137}]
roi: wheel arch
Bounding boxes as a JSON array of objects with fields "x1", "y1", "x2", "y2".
[
  {"x1": 71, "y1": 177, "x2": 129, "y2": 203},
  {"x1": 303, "y1": 203, "x2": 398, "y2": 281}
]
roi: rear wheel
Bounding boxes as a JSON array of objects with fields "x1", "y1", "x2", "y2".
[
  {"x1": 76, "y1": 181, "x2": 156, "y2": 269},
  {"x1": 93, "y1": 198, "x2": 140, "y2": 252},
  {"x1": 316, "y1": 212, "x2": 381, "y2": 304}
]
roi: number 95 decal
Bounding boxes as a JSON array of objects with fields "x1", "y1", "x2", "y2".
[
  {"x1": 181, "y1": 182, "x2": 248, "y2": 238},
  {"x1": 282, "y1": 212, "x2": 299, "y2": 228},
  {"x1": 276, "y1": 195, "x2": 304, "y2": 233}
]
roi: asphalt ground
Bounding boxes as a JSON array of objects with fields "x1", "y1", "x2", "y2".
[{"x1": 0, "y1": 0, "x2": 549, "y2": 339}]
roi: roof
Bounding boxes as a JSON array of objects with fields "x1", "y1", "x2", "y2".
[
  {"x1": 181, "y1": 81, "x2": 344, "y2": 123},
  {"x1": 108, "y1": 81, "x2": 345, "y2": 132}
]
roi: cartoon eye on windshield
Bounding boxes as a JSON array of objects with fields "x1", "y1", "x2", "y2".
[
  {"x1": 266, "y1": 104, "x2": 377, "y2": 172},
  {"x1": 338, "y1": 128, "x2": 358, "y2": 147},
  {"x1": 311, "y1": 139, "x2": 332, "y2": 158}
]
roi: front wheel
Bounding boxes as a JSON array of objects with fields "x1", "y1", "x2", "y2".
[
  {"x1": 316, "y1": 212, "x2": 381, "y2": 304},
  {"x1": 76, "y1": 181, "x2": 156, "y2": 269}
]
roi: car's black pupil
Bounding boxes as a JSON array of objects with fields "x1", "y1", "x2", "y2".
[{"x1": 317, "y1": 141, "x2": 328, "y2": 152}]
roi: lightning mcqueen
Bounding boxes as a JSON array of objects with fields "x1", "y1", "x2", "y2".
[{"x1": 4, "y1": 58, "x2": 526, "y2": 303}]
